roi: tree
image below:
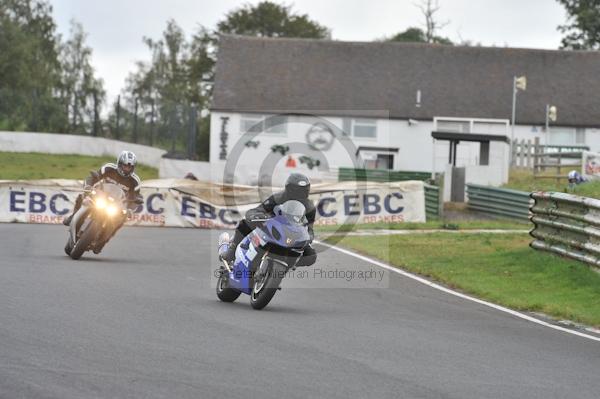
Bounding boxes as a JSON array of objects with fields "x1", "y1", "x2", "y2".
[
  {"x1": 0, "y1": 0, "x2": 66, "y2": 131},
  {"x1": 385, "y1": 1, "x2": 452, "y2": 45},
  {"x1": 59, "y1": 20, "x2": 105, "y2": 134},
  {"x1": 119, "y1": 3, "x2": 329, "y2": 159},
  {"x1": 416, "y1": 0, "x2": 449, "y2": 43},
  {"x1": 557, "y1": 0, "x2": 600, "y2": 50},
  {"x1": 217, "y1": 1, "x2": 330, "y2": 38},
  {"x1": 387, "y1": 26, "x2": 452, "y2": 44},
  {"x1": 120, "y1": 20, "x2": 214, "y2": 155}
]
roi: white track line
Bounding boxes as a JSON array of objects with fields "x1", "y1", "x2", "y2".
[{"x1": 316, "y1": 240, "x2": 600, "y2": 343}]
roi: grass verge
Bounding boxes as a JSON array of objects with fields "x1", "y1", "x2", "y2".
[
  {"x1": 0, "y1": 152, "x2": 158, "y2": 181},
  {"x1": 504, "y1": 168, "x2": 600, "y2": 198},
  {"x1": 327, "y1": 232, "x2": 600, "y2": 327},
  {"x1": 315, "y1": 219, "x2": 529, "y2": 233}
]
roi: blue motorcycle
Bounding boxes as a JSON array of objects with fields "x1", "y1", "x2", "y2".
[{"x1": 216, "y1": 200, "x2": 311, "y2": 310}]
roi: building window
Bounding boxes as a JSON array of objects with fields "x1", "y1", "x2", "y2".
[
  {"x1": 342, "y1": 118, "x2": 377, "y2": 138},
  {"x1": 549, "y1": 128, "x2": 585, "y2": 145},
  {"x1": 240, "y1": 114, "x2": 287, "y2": 134},
  {"x1": 437, "y1": 120, "x2": 470, "y2": 133},
  {"x1": 265, "y1": 115, "x2": 287, "y2": 134}
]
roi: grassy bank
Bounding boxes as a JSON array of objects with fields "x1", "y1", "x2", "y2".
[
  {"x1": 328, "y1": 232, "x2": 600, "y2": 327},
  {"x1": 504, "y1": 168, "x2": 600, "y2": 198},
  {"x1": 315, "y1": 219, "x2": 529, "y2": 233},
  {"x1": 0, "y1": 152, "x2": 158, "y2": 180}
]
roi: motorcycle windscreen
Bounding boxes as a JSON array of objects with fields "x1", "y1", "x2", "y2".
[
  {"x1": 98, "y1": 182, "x2": 127, "y2": 203},
  {"x1": 275, "y1": 200, "x2": 307, "y2": 225},
  {"x1": 265, "y1": 200, "x2": 310, "y2": 248}
]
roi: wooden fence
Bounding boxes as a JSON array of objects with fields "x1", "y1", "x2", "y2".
[{"x1": 511, "y1": 138, "x2": 588, "y2": 183}]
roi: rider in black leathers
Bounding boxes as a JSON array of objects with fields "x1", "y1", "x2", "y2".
[
  {"x1": 222, "y1": 173, "x2": 317, "y2": 267},
  {"x1": 63, "y1": 150, "x2": 142, "y2": 227}
]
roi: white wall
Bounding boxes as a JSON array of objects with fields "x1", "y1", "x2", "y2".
[
  {"x1": 0, "y1": 131, "x2": 166, "y2": 167},
  {"x1": 210, "y1": 112, "x2": 510, "y2": 175},
  {"x1": 209, "y1": 112, "x2": 595, "y2": 187}
]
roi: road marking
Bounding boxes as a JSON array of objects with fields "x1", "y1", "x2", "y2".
[
  {"x1": 324, "y1": 229, "x2": 530, "y2": 236},
  {"x1": 316, "y1": 240, "x2": 600, "y2": 343}
]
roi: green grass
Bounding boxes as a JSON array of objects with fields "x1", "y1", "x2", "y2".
[
  {"x1": 0, "y1": 152, "x2": 158, "y2": 181},
  {"x1": 504, "y1": 168, "x2": 600, "y2": 198},
  {"x1": 329, "y1": 233, "x2": 600, "y2": 327},
  {"x1": 315, "y1": 219, "x2": 529, "y2": 233}
]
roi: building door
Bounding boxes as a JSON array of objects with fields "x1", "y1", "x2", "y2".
[
  {"x1": 361, "y1": 151, "x2": 396, "y2": 170},
  {"x1": 451, "y1": 167, "x2": 466, "y2": 202},
  {"x1": 376, "y1": 154, "x2": 394, "y2": 170}
]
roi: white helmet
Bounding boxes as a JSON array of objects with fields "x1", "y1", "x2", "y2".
[
  {"x1": 117, "y1": 151, "x2": 137, "y2": 177},
  {"x1": 568, "y1": 170, "x2": 578, "y2": 181}
]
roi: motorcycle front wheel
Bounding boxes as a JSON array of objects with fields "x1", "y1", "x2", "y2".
[
  {"x1": 250, "y1": 260, "x2": 284, "y2": 310},
  {"x1": 216, "y1": 272, "x2": 241, "y2": 302},
  {"x1": 69, "y1": 220, "x2": 98, "y2": 260}
]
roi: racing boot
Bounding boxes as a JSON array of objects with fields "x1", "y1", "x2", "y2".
[
  {"x1": 62, "y1": 214, "x2": 74, "y2": 226},
  {"x1": 221, "y1": 229, "x2": 244, "y2": 263},
  {"x1": 63, "y1": 194, "x2": 83, "y2": 226}
]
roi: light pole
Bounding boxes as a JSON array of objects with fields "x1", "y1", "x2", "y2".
[
  {"x1": 545, "y1": 104, "x2": 557, "y2": 135},
  {"x1": 545, "y1": 104, "x2": 557, "y2": 146},
  {"x1": 511, "y1": 76, "x2": 527, "y2": 165}
]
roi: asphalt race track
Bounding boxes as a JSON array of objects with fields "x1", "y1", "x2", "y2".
[{"x1": 1, "y1": 224, "x2": 599, "y2": 399}]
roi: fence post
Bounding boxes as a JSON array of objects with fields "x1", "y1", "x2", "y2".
[
  {"x1": 533, "y1": 137, "x2": 540, "y2": 175},
  {"x1": 526, "y1": 139, "x2": 532, "y2": 169},
  {"x1": 511, "y1": 140, "x2": 517, "y2": 167},
  {"x1": 557, "y1": 148, "x2": 562, "y2": 185},
  {"x1": 518, "y1": 139, "x2": 524, "y2": 168}
]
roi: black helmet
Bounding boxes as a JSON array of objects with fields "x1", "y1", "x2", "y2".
[
  {"x1": 284, "y1": 173, "x2": 310, "y2": 200},
  {"x1": 117, "y1": 150, "x2": 137, "y2": 177}
]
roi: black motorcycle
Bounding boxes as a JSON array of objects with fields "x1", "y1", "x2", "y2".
[{"x1": 64, "y1": 178, "x2": 139, "y2": 260}]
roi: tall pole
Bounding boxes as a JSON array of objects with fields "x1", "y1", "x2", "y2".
[
  {"x1": 170, "y1": 106, "x2": 176, "y2": 153},
  {"x1": 115, "y1": 95, "x2": 121, "y2": 140},
  {"x1": 188, "y1": 104, "x2": 197, "y2": 159},
  {"x1": 92, "y1": 90, "x2": 99, "y2": 137},
  {"x1": 149, "y1": 98, "x2": 155, "y2": 146},
  {"x1": 510, "y1": 76, "x2": 517, "y2": 165},
  {"x1": 545, "y1": 104, "x2": 549, "y2": 133},
  {"x1": 133, "y1": 97, "x2": 138, "y2": 143}
]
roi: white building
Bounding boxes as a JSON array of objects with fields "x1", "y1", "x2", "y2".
[{"x1": 209, "y1": 35, "x2": 600, "y2": 187}]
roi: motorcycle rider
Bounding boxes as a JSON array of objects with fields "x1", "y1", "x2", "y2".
[
  {"x1": 63, "y1": 151, "x2": 142, "y2": 238},
  {"x1": 222, "y1": 173, "x2": 317, "y2": 267}
]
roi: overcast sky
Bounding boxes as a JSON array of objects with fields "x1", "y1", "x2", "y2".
[{"x1": 51, "y1": 0, "x2": 568, "y2": 103}]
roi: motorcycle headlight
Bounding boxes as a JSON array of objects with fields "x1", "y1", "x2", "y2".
[
  {"x1": 106, "y1": 204, "x2": 119, "y2": 217},
  {"x1": 95, "y1": 197, "x2": 107, "y2": 209}
]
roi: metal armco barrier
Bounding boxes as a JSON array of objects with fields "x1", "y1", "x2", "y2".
[
  {"x1": 338, "y1": 168, "x2": 431, "y2": 182},
  {"x1": 530, "y1": 192, "x2": 600, "y2": 269},
  {"x1": 424, "y1": 184, "x2": 442, "y2": 220},
  {"x1": 466, "y1": 184, "x2": 531, "y2": 221}
]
